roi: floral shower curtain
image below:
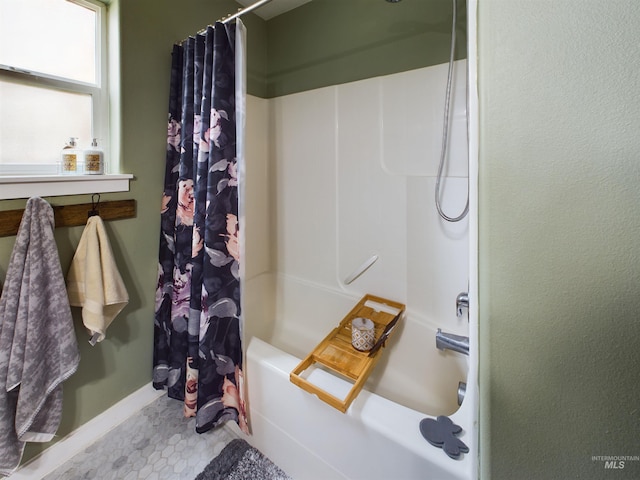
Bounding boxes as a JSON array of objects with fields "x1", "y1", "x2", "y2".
[{"x1": 153, "y1": 20, "x2": 248, "y2": 434}]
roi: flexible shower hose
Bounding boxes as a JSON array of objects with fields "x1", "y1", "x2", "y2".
[{"x1": 435, "y1": 0, "x2": 469, "y2": 222}]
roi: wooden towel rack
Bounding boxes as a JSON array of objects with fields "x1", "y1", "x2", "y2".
[{"x1": 0, "y1": 199, "x2": 136, "y2": 238}]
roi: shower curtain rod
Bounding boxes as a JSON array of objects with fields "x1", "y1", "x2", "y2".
[
  {"x1": 179, "y1": 0, "x2": 273, "y2": 43},
  {"x1": 221, "y1": 0, "x2": 274, "y2": 24}
]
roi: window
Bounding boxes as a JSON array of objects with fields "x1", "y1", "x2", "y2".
[{"x1": 0, "y1": 0, "x2": 108, "y2": 176}]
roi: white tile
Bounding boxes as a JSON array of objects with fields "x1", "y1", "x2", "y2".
[
  {"x1": 167, "y1": 433, "x2": 181, "y2": 445},
  {"x1": 160, "y1": 445, "x2": 175, "y2": 458},
  {"x1": 147, "y1": 450, "x2": 161, "y2": 464},
  {"x1": 137, "y1": 464, "x2": 153, "y2": 479},
  {"x1": 123, "y1": 471, "x2": 137, "y2": 480},
  {"x1": 173, "y1": 458, "x2": 187, "y2": 474}
]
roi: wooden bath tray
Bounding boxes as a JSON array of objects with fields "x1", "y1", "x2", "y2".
[{"x1": 290, "y1": 294, "x2": 405, "y2": 413}]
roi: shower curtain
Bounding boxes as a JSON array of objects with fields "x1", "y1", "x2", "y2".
[{"x1": 153, "y1": 20, "x2": 248, "y2": 435}]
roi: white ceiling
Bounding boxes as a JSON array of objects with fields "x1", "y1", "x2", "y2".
[{"x1": 235, "y1": 0, "x2": 312, "y2": 20}]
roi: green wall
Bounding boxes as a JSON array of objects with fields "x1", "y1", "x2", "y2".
[
  {"x1": 266, "y1": 0, "x2": 466, "y2": 97},
  {"x1": 478, "y1": 0, "x2": 640, "y2": 478}
]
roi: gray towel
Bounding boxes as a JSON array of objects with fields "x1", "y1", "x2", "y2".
[{"x1": 0, "y1": 197, "x2": 80, "y2": 475}]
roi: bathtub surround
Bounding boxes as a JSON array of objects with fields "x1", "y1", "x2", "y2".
[
  {"x1": 239, "y1": 55, "x2": 473, "y2": 478},
  {"x1": 245, "y1": 61, "x2": 469, "y2": 415}
]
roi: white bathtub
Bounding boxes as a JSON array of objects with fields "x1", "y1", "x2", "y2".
[{"x1": 241, "y1": 275, "x2": 477, "y2": 480}]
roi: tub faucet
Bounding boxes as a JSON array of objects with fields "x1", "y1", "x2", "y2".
[
  {"x1": 436, "y1": 328, "x2": 469, "y2": 356},
  {"x1": 456, "y1": 292, "x2": 469, "y2": 318}
]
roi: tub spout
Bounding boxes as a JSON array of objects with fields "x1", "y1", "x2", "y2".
[{"x1": 436, "y1": 328, "x2": 469, "y2": 356}]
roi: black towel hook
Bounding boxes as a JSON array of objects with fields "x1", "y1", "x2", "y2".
[{"x1": 89, "y1": 193, "x2": 101, "y2": 217}]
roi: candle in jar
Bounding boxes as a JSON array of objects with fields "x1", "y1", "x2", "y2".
[{"x1": 351, "y1": 317, "x2": 375, "y2": 351}]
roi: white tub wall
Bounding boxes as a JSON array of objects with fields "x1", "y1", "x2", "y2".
[
  {"x1": 336, "y1": 77, "x2": 408, "y2": 302},
  {"x1": 243, "y1": 94, "x2": 275, "y2": 344},
  {"x1": 269, "y1": 86, "x2": 339, "y2": 286},
  {"x1": 380, "y1": 61, "x2": 468, "y2": 178},
  {"x1": 244, "y1": 62, "x2": 470, "y2": 416},
  {"x1": 269, "y1": 60, "x2": 469, "y2": 335},
  {"x1": 244, "y1": 61, "x2": 469, "y2": 348},
  {"x1": 407, "y1": 176, "x2": 469, "y2": 334}
]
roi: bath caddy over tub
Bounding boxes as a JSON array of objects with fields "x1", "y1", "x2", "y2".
[{"x1": 289, "y1": 294, "x2": 405, "y2": 412}]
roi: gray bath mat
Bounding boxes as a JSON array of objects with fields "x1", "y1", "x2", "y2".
[{"x1": 195, "y1": 438, "x2": 292, "y2": 480}]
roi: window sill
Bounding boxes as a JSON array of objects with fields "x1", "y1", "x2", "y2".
[{"x1": 0, "y1": 174, "x2": 133, "y2": 200}]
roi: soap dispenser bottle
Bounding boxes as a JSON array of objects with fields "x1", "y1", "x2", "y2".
[
  {"x1": 84, "y1": 138, "x2": 104, "y2": 174},
  {"x1": 61, "y1": 137, "x2": 80, "y2": 175}
]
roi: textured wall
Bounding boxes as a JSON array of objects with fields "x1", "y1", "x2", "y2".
[{"x1": 478, "y1": 0, "x2": 640, "y2": 478}]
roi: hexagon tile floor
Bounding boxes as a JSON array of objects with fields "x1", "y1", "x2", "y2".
[{"x1": 42, "y1": 394, "x2": 241, "y2": 480}]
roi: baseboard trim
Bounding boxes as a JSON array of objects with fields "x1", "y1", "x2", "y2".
[{"x1": 10, "y1": 383, "x2": 164, "y2": 479}]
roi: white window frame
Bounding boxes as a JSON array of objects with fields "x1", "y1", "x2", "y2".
[{"x1": 0, "y1": 0, "x2": 131, "y2": 199}]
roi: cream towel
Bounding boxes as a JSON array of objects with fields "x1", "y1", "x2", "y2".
[{"x1": 67, "y1": 215, "x2": 129, "y2": 345}]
